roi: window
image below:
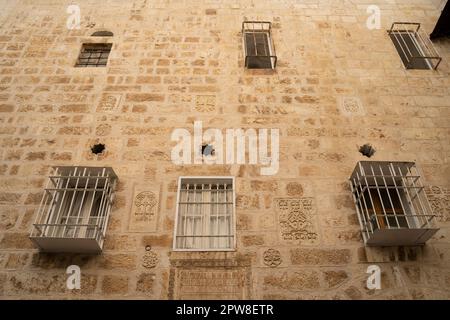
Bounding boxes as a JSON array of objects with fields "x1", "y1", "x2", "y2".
[
  {"x1": 388, "y1": 22, "x2": 442, "y2": 70},
  {"x1": 349, "y1": 161, "x2": 439, "y2": 246},
  {"x1": 173, "y1": 177, "x2": 235, "y2": 251},
  {"x1": 91, "y1": 30, "x2": 114, "y2": 37},
  {"x1": 75, "y1": 43, "x2": 112, "y2": 67},
  {"x1": 30, "y1": 166, "x2": 118, "y2": 253},
  {"x1": 242, "y1": 21, "x2": 277, "y2": 69}
]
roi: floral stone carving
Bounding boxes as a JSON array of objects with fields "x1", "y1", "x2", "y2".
[{"x1": 263, "y1": 249, "x2": 282, "y2": 267}]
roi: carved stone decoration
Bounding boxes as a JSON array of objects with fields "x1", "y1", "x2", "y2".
[
  {"x1": 195, "y1": 95, "x2": 216, "y2": 113},
  {"x1": 97, "y1": 94, "x2": 122, "y2": 112},
  {"x1": 168, "y1": 253, "x2": 252, "y2": 300},
  {"x1": 142, "y1": 247, "x2": 159, "y2": 269},
  {"x1": 276, "y1": 198, "x2": 319, "y2": 245},
  {"x1": 425, "y1": 186, "x2": 450, "y2": 222},
  {"x1": 128, "y1": 185, "x2": 160, "y2": 232},
  {"x1": 339, "y1": 96, "x2": 365, "y2": 116},
  {"x1": 135, "y1": 192, "x2": 157, "y2": 221},
  {"x1": 263, "y1": 249, "x2": 282, "y2": 267}
]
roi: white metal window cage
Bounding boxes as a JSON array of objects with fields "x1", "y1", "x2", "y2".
[
  {"x1": 173, "y1": 177, "x2": 235, "y2": 251},
  {"x1": 388, "y1": 22, "x2": 442, "y2": 70},
  {"x1": 242, "y1": 21, "x2": 277, "y2": 69},
  {"x1": 30, "y1": 166, "x2": 118, "y2": 253},
  {"x1": 349, "y1": 161, "x2": 439, "y2": 246}
]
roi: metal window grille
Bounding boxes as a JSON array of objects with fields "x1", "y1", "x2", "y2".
[
  {"x1": 30, "y1": 166, "x2": 118, "y2": 253},
  {"x1": 242, "y1": 21, "x2": 277, "y2": 69},
  {"x1": 388, "y1": 22, "x2": 442, "y2": 70},
  {"x1": 174, "y1": 177, "x2": 235, "y2": 251},
  {"x1": 349, "y1": 161, "x2": 439, "y2": 246},
  {"x1": 75, "y1": 43, "x2": 112, "y2": 68}
]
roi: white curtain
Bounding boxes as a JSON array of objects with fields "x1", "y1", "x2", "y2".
[{"x1": 177, "y1": 183, "x2": 233, "y2": 250}]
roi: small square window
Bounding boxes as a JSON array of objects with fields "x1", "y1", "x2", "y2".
[
  {"x1": 388, "y1": 22, "x2": 442, "y2": 70},
  {"x1": 75, "y1": 43, "x2": 112, "y2": 68},
  {"x1": 242, "y1": 21, "x2": 277, "y2": 69},
  {"x1": 174, "y1": 177, "x2": 235, "y2": 251}
]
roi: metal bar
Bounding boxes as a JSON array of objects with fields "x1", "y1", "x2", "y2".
[
  {"x1": 99, "y1": 178, "x2": 115, "y2": 241},
  {"x1": 83, "y1": 168, "x2": 101, "y2": 238},
  {"x1": 62, "y1": 167, "x2": 82, "y2": 237},
  {"x1": 387, "y1": 163, "x2": 411, "y2": 229},
  {"x1": 392, "y1": 29, "x2": 413, "y2": 66},
  {"x1": 100, "y1": 182, "x2": 113, "y2": 238},
  {"x1": 183, "y1": 184, "x2": 190, "y2": 249},
  {"x1": 391, "y1": 163, "x2": 419, "y2": 227},
  {"x1": 51, "y1": 167, "x2": 76, "y2": 237},
  {"x1": 359, "y1": 163, "x2": 380, "y2": 230},
  {"x1": 34, "y1": 167, "x2": 53, "y2": 236},
  {"x1": 44, "y1": 188, "x2": 110, "y2": 192},
  {"x1": 74, "y1": 168, "x2": 89, "y2": 238},
  {"x1": 43, "y1": 167, "x2": 61, "y2": 236},
  {"x1": 216, "y1": 184, "x2": 220, "y2": 249},
  {"x1": 379, "y1": 164, "x2": 401, "y2": 228},
  {"x1": 352, "y1": 176, "x2": 373, "y2": 236},
  {"x1": 369, "y1": 164, "x2": 391, "y2": 228},
  {"x1": 94, "y1": 169, "x2": 108, "y2": 239},
  {"x1": 406, "y1": 165, "x2": 429, "y2": 228}
]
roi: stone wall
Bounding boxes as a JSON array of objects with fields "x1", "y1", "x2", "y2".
[{"x1": 0, "y1": 0, "x2": 449, "y2": 299}]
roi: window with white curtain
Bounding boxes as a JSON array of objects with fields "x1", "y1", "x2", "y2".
[{"x1": 174, "y1": 177, "x2": 235, "y2": 251}]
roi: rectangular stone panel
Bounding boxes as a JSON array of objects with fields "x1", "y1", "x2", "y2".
[
  {"x1": 173, "y1": 268, "x2": 249, "y2": 300},
  {"x1": 275, "y1": 198, "x2": 319, "y2": 245},
  {"x1": 128, "y1": 183, "x2": 161, "y2": 232}
]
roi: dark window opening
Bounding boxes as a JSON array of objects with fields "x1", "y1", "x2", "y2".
[
  {"x1": 91, "y1": 143, "x2": 106, "y2": 155},
  {"x1": 91, "y1": 31, "x2": 114, "y2": 37},
  {"x1": 359, "y1": 144, "x2": 376, "y2": 158},
  {"x1": 75, "y1": 43, "x2": 112, "y2": 68},
  {"x1": 242, "y1": 21, "x2": 277, "y2": 69},
  {"x1": 202, "y1": 144, "x2": 215, "y2": 156}
]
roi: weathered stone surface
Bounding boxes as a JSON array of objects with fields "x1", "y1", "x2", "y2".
[
  {"x1": 0, "y1": 233, "x2": 34, "y2": 249},
  {"x1": 101, "y1": 275, "x2": 129, "y2": 295},
  {"x1": 241, "y1": 235, "x2": 264, "y2": 246},
  {"x1": 0, "y1": 209, "x2": 19, "y2": 230},
  {"x1": 286, "y1": 182, "x2": 303, "y2": 196},
  {"x1": 290, "y1": 248, "x2": 352, "y2": 266},
  {"x1": 323, "y1": 270, "x2": 349, "y2": 288},
  {"x1": 0, "y1": 0, "x2": 449, "y2": 301},
  {"x1": 172, "y1": 268, "x2": 250, "y2": 299},
  {"x1": 142, "y1": 234, "x2": 172, "y2": 247},
  {"x1": 97, "y1": 254, "x2": 137, "y2": 270},
  {"x1": 136, "y1": 273, "x2": 155, "y2": 294},
  {"x1": 31, "y1": 253, "x2": 94, "y2": 269},
  {"x1": 263, "y1": 271, "x2": 320, "y2": 290},
  {"x1": 103, "y1": 235, "x2": 137, "y2": 251},
  {"x1": 5, "y1": 253, "x2": 29, "y2": 270}
]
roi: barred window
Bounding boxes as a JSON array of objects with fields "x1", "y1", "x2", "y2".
[
  {"x1": 388, "y1": 22, "x2": 442, "y2": 70},
  {"x1": 349, "y1": 161, "x2": 439, "y2": 246},
  {"x1": 30, "y1": 166, "x2": 117, "y2": 253},
  {"x1": 75, "y1": 43, "x2": 112, "y2": 68},
  {"x1": 242, "y1": 21, "x2": 277, "y2": 69},
  {"x1": 174, "y1": 177, "x2": 235, "y2": 251}
]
